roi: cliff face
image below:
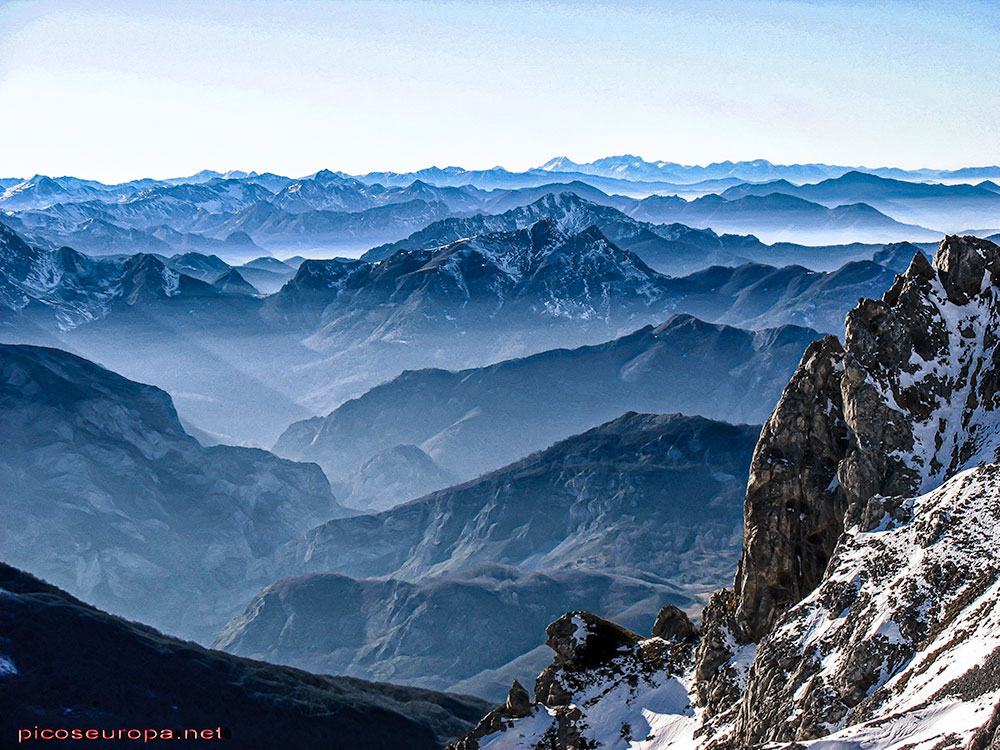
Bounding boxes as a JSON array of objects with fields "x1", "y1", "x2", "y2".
[{"x1": 452, "y1": 236, "x2": 1000, "y2": 749}]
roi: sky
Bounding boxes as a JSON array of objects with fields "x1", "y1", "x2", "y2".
[{"x1": 0, "y1": 0, "x2": 998, "y2": 182}]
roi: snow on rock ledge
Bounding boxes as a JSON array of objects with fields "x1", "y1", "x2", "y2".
[
  {"x1": 450, "y1": 236, "x2": 1000, "y2": 749},
  {"x1": 732, "y1": 463, "x2": 1000, "y2": 745},
  {"x1": 449, "y1": 611, "x2": 698, "y2": 750}
]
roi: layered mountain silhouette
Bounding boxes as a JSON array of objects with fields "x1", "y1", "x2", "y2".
[
  {"x1": 361, "y1": 193, "x2": 900, "y2": 273},
  {"x1": 274, "y1": 314, "x2": 818, "y2": 502},
  {"x1": 622, "y1": 191, "x2": 939, "y2": 244},
  {"x1": 226, "y1": 413, "x2": 758, "y2": 699},
  {"x1": 3, "y1": 162, "x2": 979, "y2": 262},
  {"x1": 0, "y1": 343, "x2": 347, "y2": 641},
  {"x1": 0, "y1": 218, "x2": 906, "y2": 442},
  {"x1": 721, "y1": 170, "x2": 1000, "y2": 233}
]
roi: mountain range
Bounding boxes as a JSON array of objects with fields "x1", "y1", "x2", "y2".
[
  {"x1": 537, "y1": 154, "x2": 1000, "y2": 185},
  {"x1": 4, "y1": 159, "x2": 991, "y2": 265},
  {"x1": 0, "y1": 215, "x2": 906, "y2": 444},
  {"x1": 274, "y1": 314, "x2": 817, "y2": 505},
  {"x1": 720, "y1": 169, "x2": 1000, "y2": 233},
  {"x1": 0, "y1": 331, "x2": 760, "y2": 702},
  {"x1": 363, "y1": 192, "x2": 923, "y2": 274},
  {"x1": 226, "y1": 413, "x2": 759, "y2": 699},
  {"x1": 0, "y1": 342, "x2": 347, "y2": 642},
  {"x1": 622, "y1": 190, "x2": 939, "y2": 244},
  {"x1": 6, "y1": 158, "x2": 1000, "y2": 748}
]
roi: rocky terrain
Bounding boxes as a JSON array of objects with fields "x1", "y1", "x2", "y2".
[
  {"x1": 362, "y1": 193, "x2": 905, "y2": 273},
  {"x1": 451, "y1": 235, "x2": 1000, "y2": 748},
  {"x1": 0, "y1": 562, "x2": 489, "y2": 750}
]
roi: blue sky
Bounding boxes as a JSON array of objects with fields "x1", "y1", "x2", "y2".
[{"x1": 1, "y1": 0, "x2": 997, "y2": 181}]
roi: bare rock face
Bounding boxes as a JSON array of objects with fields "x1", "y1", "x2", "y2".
[
  {"x1": 732, "y1": 335, "x2": 849, "y2": 644},
  {"x1": 694, "y1": 334, "x2": 850, "y2": 728},
  {"x1": 448, "y1": 236, "x2": 1000, "y2": 750},
  {"x1": 651, "y1": 605, "x2": 698, "y2": 642},
  {"x1": 544, "y1": 611, "x2": 642, "y2": 668}
]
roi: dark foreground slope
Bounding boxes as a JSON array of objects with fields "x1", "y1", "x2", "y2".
[{"x1": 0, "y1": 563, "x2": 488, "y2": 750}]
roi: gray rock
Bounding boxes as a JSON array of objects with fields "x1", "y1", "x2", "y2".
[{"x1": 651, "y1": 605, "x2": 698, "y2": 642}]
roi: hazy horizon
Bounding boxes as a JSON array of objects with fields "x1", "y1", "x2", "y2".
[
  {"x1": 4, "y1": 153, "x2": 1000, "y2": 186},
  {"x1": 2, "y1": 0, "x2": 998, "y2": 182}
]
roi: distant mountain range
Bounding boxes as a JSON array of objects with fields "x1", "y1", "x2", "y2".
[
  {"x1": 720, "y1": 170, "x2": 1000, "y2": 232},
  {"x1": 622, "y1": 191, "x2": 939, "y2": 244},
  {"x1": 2, "y1": 159, "x2": 993, "y2": 263},
  {"x1": 0, "y1": 216, "x2": 908, "y2": 442},
  {"x1": 536, "y1": 154, "x2": 1000, "y2": 185},
  {"x1": 0, "y1": 336, "x2": 757, "y2": 701},
  {"x1": 274, "y1": 314, "x2": 818, "y2": 506}
]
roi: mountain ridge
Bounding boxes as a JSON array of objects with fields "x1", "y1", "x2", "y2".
[{"x1": 450, "y1": 234, "x2": 1000, "y2": 748}]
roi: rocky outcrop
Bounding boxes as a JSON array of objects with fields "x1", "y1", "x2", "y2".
[
  {"x1": 699, "y1": 236, "x2": 1000, "y2": 740},
  {"x1": 451, "y1": 235, "x2": 1000, "y2": 749},
  {"x1": 449, "y1": 611, "x2": 697, "y2": 750},
  {"x1": 651, "y1": 605, "x2": 698, "y2": 642},
  {"x1": 732, "y1": 335, "x2": 849, "y2": 643}
]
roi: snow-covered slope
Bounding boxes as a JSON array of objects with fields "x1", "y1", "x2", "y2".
[
  {"x1": 0, "y1": 220, "x2": 223, "y2": 328},
  {"x1": 451, "y1": 235, "x2": 1000, "y2": 749}
]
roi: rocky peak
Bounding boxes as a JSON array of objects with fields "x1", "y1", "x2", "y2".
[
  {"x1": 451, "y1": 235, "x2": 1000, "y2": 749},
  {"x1": 527, "y1": 216, "x2": 565, "y2": 249},
  {"x1": 213, "y1": 267, "x2": 259, "y2": 295},
  {"x1": 730, "y1": 235, "x2": 1000, "y2": 647},
  {"x1": 695, "y1": 234, "x2": 1000, "y2": 731},
  {"x1": 730, "y1": 335, "x2": 848, "y2": 644},
  {"x1": 543, "y1": 611, "x2": 641, "y2": 670},
  {"x1": 651, "y1": 605, "x2": 698, "y2": 642},
  {"x1": 935, "y1": 234, "x2": 1000, "y2": 304}
]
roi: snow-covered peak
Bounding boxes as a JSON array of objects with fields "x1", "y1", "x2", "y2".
[{"x1": 451, "y1": 235, "x2": 1000, "y2": 749}]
